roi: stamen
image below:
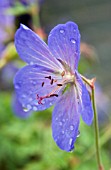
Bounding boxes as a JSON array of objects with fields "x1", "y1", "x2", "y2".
[
  {"x1": 50, "y1": 94, "x2": 58, "y2": 97},
  {"x1": 57, "y1": 84, "x2": 63, "y2": 86},
  {"x1": 61, "y1": 71, "x2": 65, "y2": 77},
  {"x1": 42, "y1": 82, "x2": 45, "y2": 87},
  {"x1": 50, "y1": 79, "x2": 54, "y2": 85},
  {"x1": 45, "y1": 76, "x2": 51, "y2": 80}
]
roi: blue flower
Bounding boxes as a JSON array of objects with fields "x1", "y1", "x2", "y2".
[{"x1": 14, "y1": 22, "x2": 93, "y2": 152}]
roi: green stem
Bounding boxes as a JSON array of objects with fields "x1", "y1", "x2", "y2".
[
  {"x1": 92, "y1": 87, "x2": 103, "y2": 170},
  {"x1": 81, "y1": 75, "x2": 104, "y2": 170}
]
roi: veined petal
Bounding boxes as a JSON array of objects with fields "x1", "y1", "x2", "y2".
[
  {"x1": 52, "y1": 86, "x2": 80, "y2": 152},
  {"x1": 15, "y1": 24, "x2": 62, "y2": 71},
  {"x1": 75, "y1": 71, "x2": 94, "y2": 125},
  {"x1": 14, "y1": 65, "x2": 63, "y2": 111},
  {"x1": 12, "y1": 94, "x2": 32, "y2": 118},
  {"x1": 48, "y1": 21, "x2": 80, "y2": 71}
]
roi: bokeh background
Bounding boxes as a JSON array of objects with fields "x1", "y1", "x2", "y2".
[{"x1": 0, "y1": 0, "x2": 111, "y2": 170}]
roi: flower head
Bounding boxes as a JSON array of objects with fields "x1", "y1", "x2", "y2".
[{"x1": 14, "y1": 21, "x2": 93, "y2": 152}]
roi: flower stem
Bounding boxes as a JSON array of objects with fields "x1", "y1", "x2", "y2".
[
  {"x1": 81, "y1": 75, "x2": 104, "y2": 170},
  {"x1": 92, "y1": 86, "x2": 104, "y2": 170}
]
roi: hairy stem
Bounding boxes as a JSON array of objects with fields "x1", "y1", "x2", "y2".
[
  {"x1": 81, "y1": 75, "x2": 104, "y2": 170},
  {"x1": 92, "y1": 87, "x2": 104, "y2": 170}
]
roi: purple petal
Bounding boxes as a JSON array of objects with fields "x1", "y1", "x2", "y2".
[
  {"x1": 48, "y1": 21, "x2": 80, "y2": 71},
  {"x1": 14, "y1": 65, "x2": 63, "y2": 111},
  {"x1": 75, "y1": 71, "x2": 93, "y2": 125},
  {"x1": 52, "y1": 86, "x2": 80, "y2": 152},
  {"x1": 15, "y1": 24, "x2": 62, "y2": 71},
  {"x1": 12, "y1": 94, "x2": 32, "y2": 118}
]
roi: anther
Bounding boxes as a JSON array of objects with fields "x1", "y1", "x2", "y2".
[
  {"x1": 50, "y1": 79, "x2": 54, "y2": 85},
  {"x1": 61, "y1": 71, "x2": 65, "y2": 77},
  {"x1": 42, "y1": 82, "x2": 44, "y2": 87},
  {"x1": 45, "y1": 76, "x2": 51, "y2": 80},
  {"x1": 57, "y1": 84, "x2": 63, "y2": 86},
  {"x1": 50, "y1": 94, "x2": 58, "y2": 97}
]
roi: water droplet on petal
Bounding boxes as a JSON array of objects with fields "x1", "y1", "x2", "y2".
[
  {"x1": 21, "y1": 94, "x2": 26, "y2": 98},
  {"x1": 69, "y1": 138, "x2": 73, "y2": 146},
  {"x1": 60, "y1": 29, "x2": 64, "y2": 33},
  {"x1": 26, "y1": 104, "x2": 32, "y2": 111},
  {"x1": 49, "y1": 102, "x2": 52, "y2": 106},
  {"x1": 31, "y1": 81, "x2": 36, "y2": 85},
  {"x1": 74, "y1": 29, "x2": 76, "y2": 32},
  {"x1": 62, "y1": 119, "x2": 65, "y2": 122},
  {"x1": 30, "y1": 61, "x2": 34, "y2": 65},
  {"x1": 15, "y1": 83, "x2": 21, "y2": 89},
  {"x1": 33, "y1": 106, "x2": 37, "y2": 111},
  {"x1": 28, "y1": 97, "x2": 33, "y2": 102},
  {"x1": 70, "y1": 125, "x2": 74, "y2": 131},
  {"x1": 70, "y1": 38, "x2": 76, "y2": 44},
  {"x1": 56, "y1": 117, "x2": 58, "y2": 121},
  {"x1": 59, "y1": 122, "x2": 62, "y2": 126},
  {"x1": 23, "y1": 107, "x2": 29, "y2": 112},
  {"x1": 77, "y1": 130, "x2": 80, "y2": 138},
  {"x1": 61, "y1": 130, "x2": 64, "y2": 134}
]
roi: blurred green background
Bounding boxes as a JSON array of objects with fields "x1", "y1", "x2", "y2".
[{"x1": 0, "y1": 0, "x2": 111, "y2": 170}]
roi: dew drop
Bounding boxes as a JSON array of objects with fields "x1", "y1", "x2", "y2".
[
  {"x1": 69, "y1": 138, "x2": 73, "y2": 146},
  {"x1": 59, "y1": 122, "x2": 62, "y2": 126},
  {"x1": 15, "y1": 83, "x2": 21, "y2": 89},
  {"x1": 30, "y1": 61, "x2": 34, "y2": 65},
  {"x1": 62, "y1": 119, "x2": 65, "y2": 122},
  {"x1": 61, "y1": 130, "x2": 64, "y2": 134},
  {"x1": 28, "y1": 97, "x2": 33, "y2": 102},
  {"x1": 31, "y1": 81, "x2": 36, "y2": 85},
  {"x1": 49, "y1": 102, "x2": 52, "y2": 106},
  {"x1": 60, "y1": 29, "x2": 64, "y2": 33},
  {"x1": 74, "y1": 29, "x2": 76, "y2": 32},
  {"x1": 26, "y1": 104, "x2": 32, "y2": 111},
  {"x1": 70, "y1": 38, "x2": 76, "y2": 44},
  {"x1": 21, "y1": 94, "x2": 26, "y2": 98},
  {"x1": 70, "y1": 125, "x2": 74, "y2": 131},
  {"x1": 33, "y1": 106, "x2": 37, "y2": 111},
  {"x1": 23, "y1": 108, "x2": 29, "y2": 112},
  {"x1": 55, "y1": 117, "x2": 58, "y2": 121},
  {"x1": 77, "y1": 130, "x2": 80, "y2": 138}
]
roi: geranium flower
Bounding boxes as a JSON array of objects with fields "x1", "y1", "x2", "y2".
[{"x1": 14, "y1": 21, "x2": 93, "y2": 151}]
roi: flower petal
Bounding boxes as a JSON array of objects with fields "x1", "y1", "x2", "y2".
[
  {"x1": 48, "y1": 21, "x2": 80, "y2": 71},
  {"x1": 12, "y1": 94, "x2": 32, "y2": 118},
  {"x1": 15, "y1": 24, "x2": 62, "y2": 71},
  {"x1": 52, "y1": 86, "x2": 80, "y2": 152},
  {"x1": 75, "y1": 71, "x2": 94, "y2": 125},
  {"x1": 14, "y1": 65, "x2": 62, "y2": 111}
]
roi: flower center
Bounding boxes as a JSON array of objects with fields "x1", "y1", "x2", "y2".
[{"x1": 36, "y1": 60, "x2": 75, "y2": 104}]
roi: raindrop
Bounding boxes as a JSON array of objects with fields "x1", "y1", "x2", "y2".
[
  {"x1": 15, "y1": 83, "x2": 21, "y2": 89},
  {"x1": 61, "y1": 130, "x2": 64, "y2": 134},
  {"x1": 26, "y1": 104, "x2": 32, "y2": 111},
  {"x1": 31, "y1": 81, "x2": 36, "y2": 85},
  {"x1": 49, "y1": 102, "x2": 52, "y2": 106},
  {"x1": 23, "y1": 108, "x2": 29, "y2": 112},
  {"x1": 69, "y1": 138, "x2": 73, "y2": 146},
  {"x1": 33, "y1": 106, "x2": 37, "y2": 111},
  {"x1": 62, "y1": 119, "x2": 65, "y2": 122},
  {"x1": 77, "y1": 130, "x2": 80, "y2": 138},
  {"x1": 30, "y1": 61, "x2": 34, "y2": 65},
  {"x1": 70, "y1": 125, "x2": 74, "y2": 131},
  {"x1": 55, "y1": 117, "x2": 58, "y2": 121},
  {"x1": 74, "y1": 29, "x2": 76, "y2": 32},
  {"x1": 28, "y1": 97, "x2": 33, "y2": 102},
  {"x1": 60, "y1": 29, "x2": 64, "y2": 33},
  {"x1": 59, "y1": 122, "x2": 62, "y2": 126},
  {"x1": 70, "y1": 38, "x2": 76, "y2": 44},
  {"x1": 21, "y1": 94, "x2": 26, "y2": 98}
]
